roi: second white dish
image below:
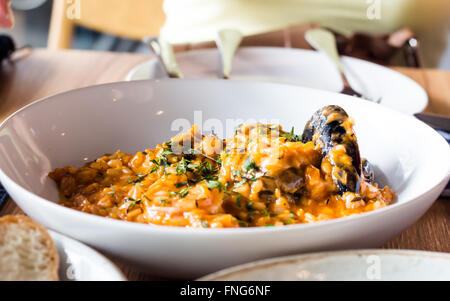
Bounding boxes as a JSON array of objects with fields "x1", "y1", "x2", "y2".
[{"x1": 127, "y1": 47, "x2": 428, "y2": 115}]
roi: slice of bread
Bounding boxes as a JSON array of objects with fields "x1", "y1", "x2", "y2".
[{"x1": 0, "y1": 215, "x2": 59, "y2": 281}]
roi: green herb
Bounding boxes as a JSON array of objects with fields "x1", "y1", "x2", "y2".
[
  {"x1": 284, "y1": 220, "x2": 293, "y2": 225},
  {"x1": 179, "y1": 188, "x2": 189, "y2": 198},
  {"x1": 160, "y1": 199, "x2": 171, "y2": 205},
  {"x1": 207, "y1": 180, "x2": 223, "y2": 190},
  {"x1": 158, "y1": 155, "x2": 168, "y2": 167},
  {"x1": 106, "y1": 185, "x2": 115, "y2": 195},
  {"x1": 187, "y1": 163, "x2": 198, "y2": 169},
  {"x1": 234, "y1": 179, "x2": 247, "y2": 188},
  {"x1": 128, "y1": 172, "x2": 149, "y2": 184},
  {"x1": 125, "y1": 197, "x2": 141, "y2": 212},
  {"x1": 236, "y1": 194, "x2": 242, "y2": 208},
  {"x1": 174, "y1": 182, "x2": 187, "y2": 188},
  {"x1": 265, "y1": 224, "x2": 275, "y2": 227},
  {"x1": 176, "y1": 157, "x2": 189, "y2": 175},
  {"x1": 262, "y1": 208, "x2": 270, "y2": 216},
  {"x1": 238, "y1": 221, "x2": 247, "y2": 227},
  {"x1": 232, "y1": 170, "x2": 242, "y2": 177},
  {"x1": 150, "y1": 165, "x2": 158, "y2": 174},
  {"x1": 289, "y1": 212, "x2": 295, "y2": 218},
  {"x1": 201, "y1": 221, "x2": 209, "y2": 228},
  {"x1": 142, "y1": 151, "x2": 148, "y2": 155},
  {"x1": 161, "y1": 149, "x2": 174, "y2": 156},
  {"x1": 247, "y1": 202, "x2": 254, "y2": 210},
  {"x1": 246, "y1": 175, "x2": 258, "y2": 181},
  {"x1": 243, "y1": 157, "x2": 257, "y2": 172},
  {"x1": 258, "y1": 127, "x2": 267, "y2": 135},
  {"x1": 280, "y1": 127, "x2": 302, "y2": 142}
]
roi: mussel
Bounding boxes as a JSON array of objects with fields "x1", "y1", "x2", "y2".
[{"x1": 302, "y1": 105, "x2": 362, "y2": 194}]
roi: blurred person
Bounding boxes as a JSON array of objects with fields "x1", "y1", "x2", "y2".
[{"x1": 161, "y1": 0, "x2": 450, "y2": 67}]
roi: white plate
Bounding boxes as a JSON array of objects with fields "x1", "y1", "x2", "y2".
[
  {"x1": 127, "y1": 47, "x2": 428, "y2": 115},
  {"x1": 199, "y1": 249, "x2": 450, "y2": 281},
  {"x1": 0, "y1": 80, "x2": 448, "y2": 278},
  {"x1": 49, "y1": 230, "x2": 126, "y2": 281}
]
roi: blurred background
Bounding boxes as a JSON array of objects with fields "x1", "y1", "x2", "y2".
[{"x1": 1, "y1": 0, "x2": 450, "y2": 69}]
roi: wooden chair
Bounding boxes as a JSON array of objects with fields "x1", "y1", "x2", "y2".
[{"x1": 48, "y1": 0, "x2": 165, "y2": 49}]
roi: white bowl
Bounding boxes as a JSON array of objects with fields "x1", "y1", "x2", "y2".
[
  {"x1": 199, "y1": 249, "x2": 450, "y2": 281},
  {"x1": 49, "y1": 230, "x2": 126, "y2": 281},
  {"x1": 0, "y1": 80, "x2": 448, "y2": 278}
]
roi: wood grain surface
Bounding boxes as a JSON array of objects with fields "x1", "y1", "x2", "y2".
[{"x1": 0, "y1": 49, "x2": 448, "y2": 280}]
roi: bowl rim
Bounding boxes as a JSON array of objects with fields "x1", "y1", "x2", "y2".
[{"x1": 0, "y1": 79, "x2": 448, "y2": 235}]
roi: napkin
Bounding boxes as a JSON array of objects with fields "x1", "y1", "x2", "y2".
[{"x1": 0, "y1": 130, "x2": 448, "y2": 210}]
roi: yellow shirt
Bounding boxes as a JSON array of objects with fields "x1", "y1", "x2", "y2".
[{"x1": 161, "y1": 0, "x2": 450, "y2": 67}]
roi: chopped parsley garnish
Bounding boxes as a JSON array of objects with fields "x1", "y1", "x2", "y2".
[
  {"x1": 174, "y1": 182, "x2": 187, "y2": 188},
  {"x1": 179, "y1": 188, "x2": 189, "y2": 198},
  {"x1": 106, "y1": 185, "x2": 115, "y2": 195},
  {"x1": 170, "y1": 188, "x2": 189, "y2": 198},
  {"x1": 236, "y1": 194, "x2": 242, "y2": 208},
  {"x1": 207, "y1": 180, "x2": 223, "y2": 190},
  {"x1": 262, "y1": 208, "x2": 270, "y2": 216},
  {"x1": 176, "y1": 157, "x2": 189, "y2": 175},
  {"x1": 234, "y1": 179, "x2": 247, "y2": 188},
  {"x1": 246, "y1": 202, "x2": 254, "y2": 210},
  {"x1": 128, "y1": 172, "x2": 149, "y2": 184},
  {"x1": 125, "y1": 197, "x2": 141, "y2": 212},
  {"x1": 280, "y1": 127, "x2": 302, "y2": 142},
  {"x1": 201, "y1": 221, "x2": 209, "y2": 228},
  {"x1": 232, "y1": 170, "x2": 242, "y2": 177},
  {"x1": 243, "y1": 157, "x2": 257, "y2": 172},
  {"x1": 265, "y1": 224, "x2": 275, "y2": 227},
  {"x1": 150, "y1": 165, "x2": 158, "y2": 174},
  {"x1": 238, "y1": 221, "x2": 247, "y2": 227}
]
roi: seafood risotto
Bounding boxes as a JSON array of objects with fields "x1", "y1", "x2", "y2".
[{"x1": 49, "y1": 106, "x2": 394, "y2": 228}]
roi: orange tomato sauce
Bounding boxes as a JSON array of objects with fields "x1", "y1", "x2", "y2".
[{"x1": 49, "y1": 124, "x2": 394, "y2": 228}]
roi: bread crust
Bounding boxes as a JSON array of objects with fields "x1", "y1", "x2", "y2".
[{"x1": 0, "y1": 215, "x2": 59, "y2": 281}]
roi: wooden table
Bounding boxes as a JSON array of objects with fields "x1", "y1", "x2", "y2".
[{"x1": 0, "y1": 49, "x2": 449, "y2": 280}]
